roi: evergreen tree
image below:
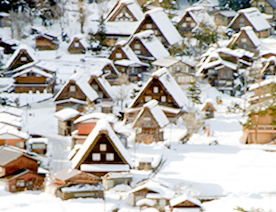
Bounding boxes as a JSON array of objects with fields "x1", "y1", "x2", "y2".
[
  {"x1": 218, "y1": 0, "x2": 250, "y2": 11},
  {"x1": 187, "y1": 81, "x2": 202, "y2": 105},
  {"x1": 96, "y1": 15, "x2": 106, "y2": 46}
]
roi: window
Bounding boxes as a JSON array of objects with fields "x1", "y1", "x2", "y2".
[
  {"x1": 106, "y1": 153, "x2": 114, "y2": 161},
  {"x1": 21, "y1": 56, "x2": 27, "y2": 61},
  {"x1": 161, "y1": 96, "x2": 166, "y2": 102},
  {"x1": 134, "y1": 44, "x2": 140, "y2": 49},
  {"x1": 100, "y1": 144, "x2": 107, "y2": 151},
  {"x1": 241, "y1": 38, "x2": 247, "y2": 43},
  {"x1": 146, "y1": 23, "x2": 152, "y2": 29},
  {"x1": 74, "y1": 42, "x2": 80, "y2": 48},
  {"x1": 92, "y1": 84, "x2": 98, "y2": 90},
  {"x1": 153, "y1": 86, "x2": 159, "y2": 93},
  {"x1": 270, "y1": 66, "x2": 274, "y2": 71},
  {"x1": 186, "y1": 17, "x2": 191, "y2": 21},
  {"x1": 116, "y1": 53, "x2": 122, "y2": 59},
  {"x1": 15, "y1": 142, "x2": 24, "y2": 148},
  {"x1": 143, "y1": 117, "x2": 151, "y2": 121},
  {"x1": 92, "y1": 153, "x2": 101, "y2": 161},
  {"x1": 191, "y1": 22, "x2": 195, "y2": 27},
  {"x1": 16, "y1": 180, "x2": 25, "y2": 187},
  {"x1": 145, "y1": 96, "x2": 152, "y2": 102},
  {"x1": 182, "y1": 23, "x2": 187, "y2": 27},
  {"x1": 134, "y1": 50, "x2": 141, "y2": 54},
  {"x1": 240, "y1": 17, "x2": 244, "y2": 22},
  {"x1": 70, "y1": 85, "x2": 76, "y2": 92}
]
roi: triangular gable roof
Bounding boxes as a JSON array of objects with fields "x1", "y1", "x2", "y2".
[
  {"x1": 89, "y1": 73, "x2": 115, "y2": 100},
  {"x1": 140, "y1": 8, "x2": 183, "y2": 46},
  {"x1": 170, "y1": 194, "x2": 202, "y2": 208},
  {"x1": 71, "y1": 119, "x2": 132, "y2": 169},
  {"x1": 152, "y1": 57, "x2": 180, "y2": 67},
  {"x1": 129, "y1": 68, "x2": 189, "y2": 109},
  {"x1": 12, "y1": 67, "x2": 54, "y2": 78},
  {"x1": 68, "y1": 34, "x2": 90, "y2": 50},
  {"x1": 0, "y1": 127, "x2": 29, "y2": 140},
  {"x1": 228, "y1": 7, "x2": 271, "y2": 32},
  {"x1": 201, "y1": 100, "x2": 216, "y2": 112},
  {"x1": 3, "y1": 44, "x2": 37, "y2": 70},
  {"x1": 54, "y1": 73, "x2": 99, "y2": 102},
  {"x1": 133, "y1": 100, "x2": 169, "y2": 128},
  {"x1": 105, "y1": 0, "x2": 144, "y2": 22},
  {"x1": 131, "y1": 30, "x2": 170, "y2": 60},
  {"x1": 181, "y1": 6, "x2": 215, "y2": 27}
]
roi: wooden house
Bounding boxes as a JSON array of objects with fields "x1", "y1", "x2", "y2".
[
  {"x1": 152, "y1": 57, "x2": 196, "y2": 85},
  {"x1": 0, "y1": 37, "x2": 17, "y2": 54},
  {"x1": 128, "y1": 180, "x2": 175, "y2": 211},
  {"x1": 133, "y1": 8, "x2": 183, "y2": 47},
  {"x1": 67, "y1": 34, "x2": 90, "y2": 54},
  {"x1": 53, "y1": 73, "x2": 99, "y2": 112},
  {"x1": 35, "y1": 33, "x2": 59, "y2": 50},
  {"x1": 55, "y1": 108, "x2": 81, "y2": 136},
  {"x1": 96, "y1": 59, "x2": 120, "y2": 85},
  {"x1": 242, "y1": 78, "x2": 276, "y2": 144},
  {"x1": 251, "y1": 0, "x2": 276, "y2": 21},
  {"x1": 2, "y1": 44, "x2": 37, "y2": 71},
  {"x1": 45, "y1": 167, "x2": 103, "y2": 200},
  {"x1": 0, "y1": 12, "x2": 11, "y2": 27},
  {"x1": 70, "y1": 119, "x2": 132, "y2": 177},
  {"x1": 177, "y1": 6, "x2": 216, "y2": 37},
  {"x1": 201, "y1": 100, "x2": 216, "y2": 118},
  {"x1": 214, "y1": 10, "x2": 237, "y2": 26},
  {"x1": 166, "y1": 194, "x2": 203, "y2": 212},
  {"x1": 102, "y1": 171, "x2": 132, "y2": 190},
  {"x1": 227, "y1": 26, "x2": 261, "y2": 54},
  {"x1": 27, "y1": 134, "x2": 48, "y2": 155},
  {"x1": 260, "y1": 56, "x2": 276, "y2": 77},
  {"x1": 104, "y1": 0, "x2": 144, "y2": 46},
  {"x1": 133, "y1": 100, "x2": 169, "y2": 144},
  {"x1": 125, "y1": 68, "x2": 189, "y2": 123},
  {"x1": 12, "y1": 67, "x2": 56, "y2": 93},
  {"x1": 228, "y1": 7, "x2": 271, "y2": 38},
  {"x1": 128, "y1": 30, "x2": 170, "y2": 63},
  {"x1": 72, "y1": 112, "x2": 117, "y2": 145},
  {"x1": 0, "y1": 128, "x2": 29, "y2": 149},
  {"x1": 105, "y1": 0, "x2": 144, "y2": 22},
  {"x1": 0, "y1": 146, "x2": 44, "y2": 192}
]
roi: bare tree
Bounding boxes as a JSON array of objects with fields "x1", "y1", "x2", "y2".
[
  {"x1": 114, "y1": 84, "x2": 129, "y2": 110},
  {"x1": 78, "y1": 0, "x2": 87, "y2": 34},
  {"x1": 180, "y1": 111, "x2": 204, "y2": 143}
]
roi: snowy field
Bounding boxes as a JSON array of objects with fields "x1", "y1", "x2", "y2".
[{"x1": 0, "y1": 84, "x2": 275, "y2": 212}]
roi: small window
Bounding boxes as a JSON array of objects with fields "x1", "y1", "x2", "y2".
[
  {"x1": 134, "y1": 50, "x2": 141, "y2": 54},
  {"x1": 15, "y1": 142, "x2": 24, "y2": 148},
  {"x1": 70, "y1": 85, "x2": 76, "y2": 92},
  {"x1": 269, "y1": 66, "x2": 274, "y2": 71},
  {"x1": 240, "y1": 17, "x2": 244, "y2": 22},
  {"x1": 191, "y1": 22, "x2": 196, "y2": 27},
  {"x1": 145, "y1": 96, "x2": 152, "y2": 102},
  {"x1": 92, "y1": 153, "x2": 101, "y2": 161},
  {"x1": 100, "y1": 144, "x2": 107, "y2": 151},
  {"x1": 241, "y1": 38, "x2": 247, "y2": 43},
  {"x1": 186, "y1": 17, "x2": 191, "y2": 21},
  {"x1": 134, "y1": 44, "x2": 140, "y2": 49},
  {"x1": 92, "y1": 84, "x2": 98, "y2": 90},
  {"x1": 74, "y1": 42, "x2": 80, "y2": 48},
  {"x1": 106, "y1": 153, "x2": 114, "y2": 161},
  {"x1": 21, "y1": 56, "x2": 27, "y2": 61},
  {"x1": 161, "y1": 96, "x2": 166, "y2": 102},
  {"x1": 16, "y1": 180, "x2": 25, "y2": 187},
  {"x1": 182, "y1": 23, "x2": 187, "y2": 27},
  {"x1": 153, "y1": 86, "x2": 159, "y2": 93},
  {"x1": 116, "y1": 53, "x2": 122, "y2": 59},
  {"x1": 143, "y1": 117, "x2": 151, "y2": 121},
  {"x1": 146, "y1": 23, "x2": 152, "y2": 29}
]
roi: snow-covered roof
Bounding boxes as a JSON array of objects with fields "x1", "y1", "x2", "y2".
[
  {"x1": 132, "y1": 30, "x2": 170, "y2": 60},
  {"x1": 69, "y1": 34, "x2": 90, "y2": 49},
  {"x1": 121, "y1": 44, "x2": 141, "y2": 62},
  {"x1": 130, "y1": 180, "x2": 175, "y2": 199},
  {"x1": 152, "y1": 57, "x2": 180, "y2": 67},
  {"x1": 240, "y1": 26, "x2": 261, "y2": 47},
  {"x1": 28, "y1": 137, "x2": 48, "y2": 145},
  {"x1": 105, "y1": 22, "x2": 139, "y2": 35},
  {"x1": 144, "y1": 8, "x2": 183, "y2": 45},
  {"x1": 105, "y1": 0, "x2": 144, "y2": 22},
  {"x1": 54, "y1": 108, "x2": 81, "y2": 122},
  {"x1": 217, "y1": 10, "x2": 237, "y2": 17},
  {"x1": 60, "y1": 183, "x2": 104, "y2": 192},
  {"x1": 0, "y1": 127, "x2": 29, "y2": 140},
  {"x1": 248, "y1": 78, "x2": 276, "y2": 91},
  {"x1": 133, "y1": 100, "x2": 169, "y2": 128},
  {"x1": 3, "y1": 44, "x2": 38, "y2": 70},
  {"x1": 0, "y1": 106, "x2": 23, "y2": 117},
  {"x1": 129, "y1": 68, "x2": 189, "y2": 109},
  {"x1": 80, "y1": 164, "x2": 130, "y2": 172},
  {"x1": 92, "y1": 74, "x2": 115, "y2": 99},
  {"x1": 74, "y1": 112, "x2": 117, "y2": 124},
  {"x1": 184, "y1": 6, "x2": 215, "y2": 27},
  {"x1": 193, "y1": 0, "x2": 219, "y2": 7},
  {"x1": 229, "y1": 7, "x2": 271, "y2": 32},
  {"x1": 53, "y1": 167, "x2": 81, "y2": 181},
  {"x1": 102, "y1": 171, "x2": 132, "y2": 179},
  {"x1": 71, "y1": 119, "x2": 132, "y2": 169},
  {"x1": 12, "y1": 67, "x2": 54, "y2": 79},
  {"x1": 54, "y1": 72, "x2": 99, "y2": 102},
  {"x1": 170, "y1": 194, "x2": 201, "y2": 207},
  {"x1": 114, "y1": 59, "x2": 149, "y2": 67},
  {"x1": 136, "y1": 198, "x2": 155, "y2": 207}
]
